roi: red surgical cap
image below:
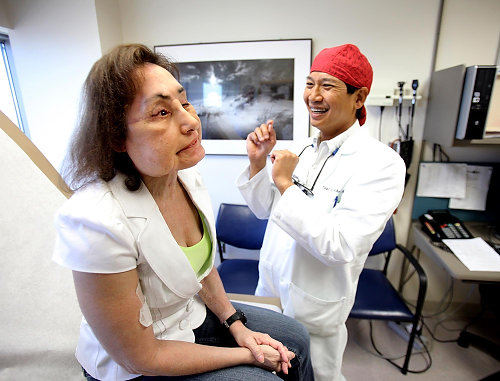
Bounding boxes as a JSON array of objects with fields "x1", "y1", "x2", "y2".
[{"x1": 310, "y1": 44, "x2": 373, "y2": 126}]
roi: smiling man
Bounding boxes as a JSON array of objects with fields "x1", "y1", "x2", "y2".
[{"x1": 237, "y1": 44, "x2": 406, "y2": 381}]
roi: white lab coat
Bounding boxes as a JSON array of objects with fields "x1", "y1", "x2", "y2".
[
  {"x1": 237, "y1": 123, "x2": 406, "y2": 381},
  {"x1": 53, "y1": 169, "x2": 216, "y2": 381}
]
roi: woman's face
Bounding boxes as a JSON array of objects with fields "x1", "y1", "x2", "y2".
[{"x1": 124, "y1": 63, "x2": 204, "y2": 178}]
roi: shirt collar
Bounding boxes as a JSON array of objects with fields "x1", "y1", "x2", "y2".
[{"x1": 312, "y1": 120, "x2": 361, "y2": 154}]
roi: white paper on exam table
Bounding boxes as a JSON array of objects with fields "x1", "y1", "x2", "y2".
[
  {"x1": 449, "y1": 165, "x2": 492, "y2": 211},
  {"x1": 442, "y1": 237, "x2": 500, "y2": 272},
  {"x1": 416, "y1": 163, "x2": 467, "y2": 198}
]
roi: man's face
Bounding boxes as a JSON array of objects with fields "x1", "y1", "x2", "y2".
[{"x1": 303, "y1": 72, "x2": 359, "y2": 140}]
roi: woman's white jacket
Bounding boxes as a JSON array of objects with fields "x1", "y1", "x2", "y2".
[{"x1": 53, "y1": 169, "x2": 216, "y2": 381}]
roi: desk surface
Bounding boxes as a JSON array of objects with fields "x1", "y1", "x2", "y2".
[{"x1": 412, "y1": 222, "x2": 500, "y2": 282}]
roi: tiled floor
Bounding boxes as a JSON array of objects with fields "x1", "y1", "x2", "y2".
[{"x1": 342, "y1": 317, "x2": 499, "y2": 381}]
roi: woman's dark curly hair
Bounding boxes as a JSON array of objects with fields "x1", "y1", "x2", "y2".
[{"x1": 64, "y1": 44, "x2": 178, "y2": 191}]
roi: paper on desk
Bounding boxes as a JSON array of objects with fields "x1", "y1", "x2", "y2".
[
  {"x1": 416, "y1": 163, "x2": 467, "y2": 198},
  {"x1": 449, "y1": 165, "x2": 492, "y2": 211},
  {"x1": 442, "y1": 238, "x2": 500, "y2": 272}
]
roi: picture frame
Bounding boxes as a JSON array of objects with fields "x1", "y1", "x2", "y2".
[{"x1": 155, "y1": 39, "x2": 312, "y2": 155}]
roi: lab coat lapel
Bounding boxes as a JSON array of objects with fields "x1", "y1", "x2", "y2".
[
  {"x1": 108, "y1": 173, "x2": 202, "y2": 298},
  {"x1": 324, "y1": 127, "x2": 362, "y2": 187},
  {"x1": 336, "y1": 125, "x2": 364, "y2": 156}
]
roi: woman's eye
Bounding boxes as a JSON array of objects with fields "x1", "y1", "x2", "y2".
[
  {"x1": 152, "y1": 109, "x2": 169, "y2": 117},
  {"x1": 182, "y1": 102, "x2": 191, "y2": 109}
]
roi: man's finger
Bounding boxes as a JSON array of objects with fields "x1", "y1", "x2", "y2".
[
  {"x1": 270, "y1": 150, "x2": 281, "y2": 160},
  {"x1": 267, "y1": 122, "x2": 277, "y2": 143},
  {"x1": 259, "y1": 124, "x2": 273, "y2": 141},
  {"x1": 247, "y1": 132, "x2": 259, "y2": 145},
  {"x1": 255, "y1": 127, "x2": 264, "y2": 142},
  {"x1": 266, "y1": 119, "x2": 274, "y2": 130}
]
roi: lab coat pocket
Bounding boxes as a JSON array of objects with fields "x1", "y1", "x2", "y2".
[
  {"x1": 257, "y1": 260, "x2": 278, "y2": 295},
  {"x1": 285, "y1": 282, "x2": 347, "y2": 336},
  {"x1": 316, "y1": 187, "x2": 344, "y2": 212}
]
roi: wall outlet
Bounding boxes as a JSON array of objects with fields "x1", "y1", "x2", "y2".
[{"x1": 386, "y1": 321, "x2": 427, "y2": 350}]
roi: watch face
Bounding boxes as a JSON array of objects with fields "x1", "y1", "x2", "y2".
[{"x1": 237, "y1": 310, "x2": 247, "y2": 323}]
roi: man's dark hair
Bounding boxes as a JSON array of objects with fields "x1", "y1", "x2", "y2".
[
  {"x1": 345, "y1": 83, "x2": 363, "y2": 120},
  {"x1": 64, "y1": 44, "x2": 178, "y2": 191}
]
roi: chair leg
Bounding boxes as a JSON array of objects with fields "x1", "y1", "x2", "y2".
[
  {"x1": 218, "y1": 242, "x2": 225, "y2": 263},
  {"x1": 401, "y1": 320, "x2": 419, "y2": 374}
]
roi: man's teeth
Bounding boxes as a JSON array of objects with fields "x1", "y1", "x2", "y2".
[{"x1": 311, "y1": 108, "x2": 328, "y2": 113}]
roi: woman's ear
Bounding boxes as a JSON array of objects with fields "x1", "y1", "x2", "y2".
[{"x1": 355, "y1": 87, "x2": 369, "y2": 109}]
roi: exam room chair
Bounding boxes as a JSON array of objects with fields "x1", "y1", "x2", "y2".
[
  {"x1": 0, "y1": 111, "x2": 81, "y2": 379},
  {"x1": 216, "y1": 203, "x2": 268, "y2": 295},
  {"x1": 349, "y1": 217, "x2": 428, "y2": 375}
]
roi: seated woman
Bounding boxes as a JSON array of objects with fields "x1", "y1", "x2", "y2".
[{"x1": 53, "y1": 44, "x2": 313, "y2": 381}]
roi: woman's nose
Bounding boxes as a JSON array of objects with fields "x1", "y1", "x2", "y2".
[{"x1": 175, "y1": 104, "x2": 198, "y2": 133}]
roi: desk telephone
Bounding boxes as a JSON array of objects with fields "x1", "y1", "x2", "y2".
[{"x1": 419, "y1": 210, "x2": 473, "y2": 242}]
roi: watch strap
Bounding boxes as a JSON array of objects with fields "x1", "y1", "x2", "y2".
[{"x1": 223, "y1": 309, "x2": 247, "y2": 329}]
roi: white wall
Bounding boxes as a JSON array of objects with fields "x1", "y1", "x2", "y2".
[
  {"x1": 412, "y1": 0, "x2": 500, "y2": 306},
  {"x1": 2, "y1": 0, "x2": 499, "y2": 305},
  {"x1": 111, "y1": 0, "x2": 500, "y2": 305},
  {"x1": 435, "y1": 0, "x2": 500, "y2": 71},
  {"x1": 115, "y1": 0, "x2": 442, "y2": 249},
  {"x1": 1, "y1": 0, "x2": 102, "y2": 171},
  {"x1": 94, "y1": 0, "x2": 123, "y2": 54},
  {"x1": 423, "y1": 0, "x2": 500, "y2": 163},
  {"x1": 0, "y1": 1, "x2": 11, "y2": 29}
]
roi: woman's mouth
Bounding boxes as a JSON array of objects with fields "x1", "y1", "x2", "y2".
[{"x1": 178, "y1": 137, "x2": 199, "y2": 153}]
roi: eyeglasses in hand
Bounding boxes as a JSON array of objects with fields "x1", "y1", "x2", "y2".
[{"x1": 292, "y1": 145, "x2": 339, "y2": 197}]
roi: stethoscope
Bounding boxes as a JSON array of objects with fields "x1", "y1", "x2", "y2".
[{"x1": 291, "y1": 144, "x2": 340, "y2": 197}]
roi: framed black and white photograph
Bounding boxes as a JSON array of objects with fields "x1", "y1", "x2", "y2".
[{"x1": 155, "y1": 39, "x2": 312, "y2": 155}]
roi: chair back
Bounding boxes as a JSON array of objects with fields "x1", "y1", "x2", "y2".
[
  {"x1": 216, "y1": 203, "x2": 268, "y2": 250},
  {"x1": 368, "y1": 217, "x2": 396, "y2": 256}
]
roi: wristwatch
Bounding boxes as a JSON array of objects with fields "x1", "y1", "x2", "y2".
[{"x1": 223, "y1": 309, "x2": 247, "y2": 329}]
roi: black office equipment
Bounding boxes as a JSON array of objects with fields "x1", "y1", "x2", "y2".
[
  {"x1": 413, "y1": 162, "x2": 500, "y2": 231},
  {"x1": 419, "y1": 210, "x2": 473, "y2": 242},
  {"x1": 394, "y1": 79, "x2": 419, "y2": 179},
  {"x1": 456, "y1": 66, "x2": 498, "y2": 140},
  {"x1": 423, "y1": 65, "x2": 499, "y2": 146},
  {"x1": 413, "y1": 162, "x2": 500, "y2": 367}
]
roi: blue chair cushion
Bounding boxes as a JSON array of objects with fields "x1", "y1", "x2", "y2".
[
  {"x1": 217, "y1": 259, "x2": 259, "y2": 295},
  {"x1": 216, "y1": 204, "x2": 268, "y2": 250},
  {"x1": 368, "y1": 217, "x2": 396, "y2": 256},
  {"x1": 350, "y1": 268, "x2": 414, "y2": 321}
]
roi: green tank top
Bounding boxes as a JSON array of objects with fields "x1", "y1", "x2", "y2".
[{"x1": 180, "y1": 213, "x2": 212, "y2": 276}]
